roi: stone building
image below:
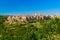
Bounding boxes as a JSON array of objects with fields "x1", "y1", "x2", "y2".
[
  {"x1": 7, "y1": 16, "x2": 12, "y2": 22},
  {"x1": 50, "y1": 15, "x2": 57, "y2": 18},
  {"x1": 20, "y1": 16, "x2": 27, "y2": 22},
  {"x1": 15, "y1": 16, "x2": 21, "y2": 22},
  {"x1": 7, "y1": 14, "x2": 50, "y2": 23},
  {"x1": 34, "y1": 14, "x2": 45, "y2": 19}
]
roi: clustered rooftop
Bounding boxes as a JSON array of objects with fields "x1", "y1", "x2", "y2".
[{"x1": 6, "y1": 14, "x2": 60, "y2": 23}]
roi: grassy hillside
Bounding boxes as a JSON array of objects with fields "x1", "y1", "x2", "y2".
[{"x1": 0, "y1": 16, "x2": 60, "y2": 40}]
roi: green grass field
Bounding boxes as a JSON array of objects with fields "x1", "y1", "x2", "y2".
[{"x1": 0, "y1": 16, "x2": 60, "y2": 40}]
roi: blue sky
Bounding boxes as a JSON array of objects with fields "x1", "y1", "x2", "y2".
[{"x1": 0, "y1": 0, "x2": 60, "y2": 15}]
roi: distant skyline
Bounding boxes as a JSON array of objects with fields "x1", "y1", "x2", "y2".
[{"x1": 0, "y1": 0, "x2": 60, "y2": 15}]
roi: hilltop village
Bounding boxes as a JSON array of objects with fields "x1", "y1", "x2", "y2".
[
  {"x1": 0, "y1": 14, "x2": 60, "y2": 40},
  {"x1": 6, "y1": 14, "x2": 60, "y2": 24}
]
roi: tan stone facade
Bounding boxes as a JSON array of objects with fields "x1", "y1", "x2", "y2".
[
  {"x1": 7, "y1": 16, "x2": 12, "y2": 22},
  {"x1": 7, "y1": 14, "x2": 51, "y2": 23}
]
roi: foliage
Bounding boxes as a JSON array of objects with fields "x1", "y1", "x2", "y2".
[{"x1": 0, "y1": 16, "x2": 60, "y2": 40}]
